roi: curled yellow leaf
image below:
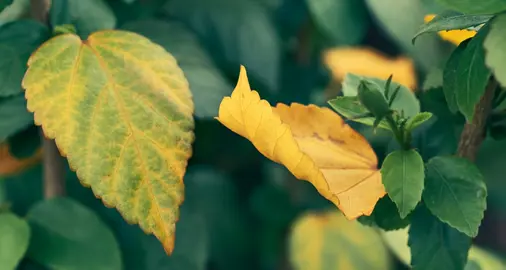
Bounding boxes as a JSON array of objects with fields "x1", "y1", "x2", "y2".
[
  {"x1": 0, "y1": 143, "x2": 41, "y2": 177},
  {"x1": 323, "y1": 47, "x2": 417, "y2": 90},
  {"x1": 216, "y1": 66, "x2": 386, "y2": 219},
  {"x1": 424, "y1": 14, "x2": 477, "y2": 45}
]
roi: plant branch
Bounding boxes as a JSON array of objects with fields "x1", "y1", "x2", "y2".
[
  {"x1": 457, "y1": 78, "x2": 498, "y2": 162},
  {"x1": 31, "y1": 0, "x2": 66, "y2": 198}
]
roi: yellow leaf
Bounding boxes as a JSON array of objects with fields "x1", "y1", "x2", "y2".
[
  {"x1": 216, "y1": 66, "x2": 385, "y2": 219},
  {"x1": 0, "y1": 143, "x2": 41, "y2": 177},
  {"x1": 424, "y1": 14, "x2": 477, "y2": 45},
  {"x1": 22, "y1": 30, "x2": 195, "y2": 254},
  {"x1": 323, "y1": 47, "x2": 417, "y2": 90},
  {"x1": 289, "y1": 210, "x2": 391, "y2": 270}
]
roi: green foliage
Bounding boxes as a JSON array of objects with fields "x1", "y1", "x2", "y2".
[
  {"x1": 409, "y1": 206, "x2": 472, "y2": 270},
  {"x1": 0, "y1": 95, "x2": 33, "y2": 141},
  {"x1": 443, "y1": 39, "x2": 469, "y2": 113},
  {"x1": 423, "y1": 156, "x2": 487, "y2": 237},
  {"x1": 436, "y1": 0, "x2": 506, "y2": 14},
  {"x1": 306, "y1": 0, "x2": 369, "y2": 45},
  {"x1": 0, "y1": 212, "x2": 30, "y2": 270},
  {"x1": 381, "y1": 149, "x2": 425, "y2": 218}
]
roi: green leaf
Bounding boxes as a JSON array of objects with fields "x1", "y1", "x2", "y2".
[
  {"x1": 444, "y1": 38, "x2": 471, "y2": 113},
  {"x1": 342, "y1": 74, "x2": 421, "y2": 118},
  {"x1": 423, "y1": 156, "x2": 487, "y2": 237},
  {"x1": 0, "y1": 212, "x2": 30, "y2": 270},
  {"x1": 121, "y1": 19, "x2": 232, "y2": 118},
  {"x1": 484, "y1": 13, "x2": 506, "y2": 87},
  {"x1": 183, "y1": 167, "x2": 255, "y2": 269},
  {"x1": 358, "y1": 196, "x2": 411, "y2": 231},
  {"x1": 26, "y1": 198, "x2": 122, "y2": 270},
  {"x1": 142, "y1": 203, "x2": 208, "y2": 270},
  {"x1": 290, "y1": 210, "x2": 391, "y2": 270},
  {"x1": 0, "y1": 0, "x2": 12, "y2": 12},
  {"x1": 413, "y1": 11, "x2": 492, "y2": 43},
  {"x1": 6, "y1": 125, "x2": 40, "y2": 159},
  {"x1": 22, "y1": 31, "x2": 195, "y2": 254},
  {"x1": 408, "y1": 206, "x2": 471, "y2": 270},
  {"x1": 381, "y1": 149, "x2": 424, "y2": 218},
  {"x1": 0, "y1": 0, "x2": 30, "y2": 26},
  {"x1": 422, "y1": 67, "x2": 443, "y2": 91},
  {"x1": 465, "y1": 260, "x2": 482, "y2": 270},
  {"x1": 50, "y1": 0, "x2": 116, "y2": 38},
  {"x1": 0, "y1": 95, "x2": 33, "y2": 141},
  {"x1": 436, "y1": 0, "x2": 506, "y2": 14},
  {"x1": 455, "y1": 26, "x2": 492, "y2": 122},
  {"x1": 406, "y1": 112, "x2": 433, "y2": 132},
  {"x1": 365, "y1": 0, "x2": 450, "y2": 71},
  {"x1": 306, "y1": 0, "x2": 369, "y2": 45},
  {"x1": 328, "y1": 96, "x2": 391, "y2": 130},
  {"x1": 0, "y1": 20, "x2": 48, "y2": 97},
  {"x1": 164, "y1": 0, "x2": 281, "y2": 92}
]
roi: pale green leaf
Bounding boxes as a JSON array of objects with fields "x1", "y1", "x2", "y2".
[
  {"x1": 436, "y1": 0, "x2": 506, "y2": 14},
  {"x1": 0, "y1": 212, "x2": 30, "y2": 270},
  {"x1": 289, "y1": 210, "x2": 391, "y2": 270},
  {"x1": 413, "y1": 11, "x2": 492, "y2": 43},
  {"x1": 328, "y1": 96, "x2": 391, "y2": 130},
  {"x1": 306, "y1": 0, "x2": 369, "y2": 45},
  {"x1": 164, "y1": 0, "x2": 281, "y2": 92},
  {"x1": 381, "y1": 150, "x2": 424, "y2": 218},
  {"x1": 409, "y1": 207, "x2": 471, "y2": 270},
  {"x1": 0, "y1": 95, "x2": 33, "y2": 141},
  {"x1": 406, "y1": 112, "x2": 433, "y2": 131},
  {"x1": 26, "y1": 198, "x2": 122, "y2": 270},
  {"x1": 423, "y1": 156, "x2": 487, "y2": 237},
  {"x1": 0, "y1": 20, "x2": 48, "y2": 97},
  {"x1": 484, "y1": 13, "x2": 506, "y2": 87},
  {"x1": 121, "y1": 19, "x2": 232, "y2": 118},
  {"x1": 22, "y1": 30, "x2": 195, "y2": 254},
  {"x1": 0, "y1": 0, "x2": 29, "y2": 26},
  {"x1": 422, "y1": 67, "x2": 443, "y2": 90}
]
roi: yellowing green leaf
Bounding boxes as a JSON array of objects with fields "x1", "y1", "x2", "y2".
[
  {"x1": 289, "y1": 210, "x2": 391, "y2": 270},
  {"x1": 216, "y1": 66, "x2": 385, "y2": 219},
  {"x1": 22, "y1": 30, "x2": 195, "y2": 254}
]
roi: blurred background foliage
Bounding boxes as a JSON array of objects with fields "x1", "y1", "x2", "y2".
[{"x1": 1, "y1": 0, "x2": 506, "y2": 269}]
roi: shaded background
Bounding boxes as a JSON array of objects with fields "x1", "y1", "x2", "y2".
[{"x1": 1, "y1": 0, "x2": 506, "y2": 269}]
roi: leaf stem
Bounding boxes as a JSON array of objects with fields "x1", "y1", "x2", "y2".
[
  {"x1": 386, "y1": 114, "x2": 409, "y2": 150},
  {"x1": 31, "y1": 0, "x2": 66, "y2": 198},
  {"x1": 457, "y1": 78, "x2": 498, "y2": 161}
]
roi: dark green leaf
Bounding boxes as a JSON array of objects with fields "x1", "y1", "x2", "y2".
[
  {"x1": 436, "y1": 0, "x2": 506, "y2": 14},
  {"x1": 484, "y1": 13, "x2": 506, "y2": 87},
  {"x1": 455, "y1": 26, "x2": 492, "y2": 122},
  {"x1": 164, "y1": 0, "x2": 281, "y2": 92},
  {"x1": 413, "y1": 10, "x2": 492, "y2": 43},
  {"x1": 444, "y1": 39, "x2": 471, "y2": 113},
  {"x1": 381, "y1": 150, "x2": 424, "y2": 218},
  {"x1": 409, "y1": 206, "x2": 472, "y2": 270},
  {"x1": 306, "y1": 0, "x2": 369, "y2": 45},
  {"x1": 0, "y1": 212, "x2": 30, "y2": 270},
  {"x1": 0, "y1": 20, "x2": 48, "y2": 97},
  {"x1": 423, "y1": 156, "x2": 487, "y2": 237},
  {"x1": 121, "y1": 19, "x2": 232, "y2": 118},
  {"x1": 27, "y1": 198, "x2": 122, "y2": 270},
  {"x1": 342, "y1": 74, "x2": 420, "y2": 117},
  {"x1": 50, "y1": 0, "x2": 116, "y2": 38},
  {"x1": 7, "y1": 125, "x2": 40, "y2": 159},
  {"x1": 358, "y1": 196, "x2": 410, "y2": 231},
  {"x1": 406, "y1": 112, "x2": 433, "y2": 132},
  {"x1": 0, "y1": 95, "x2": 33, "y2": 141}
]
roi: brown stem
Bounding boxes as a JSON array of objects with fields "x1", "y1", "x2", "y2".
[
  {"x1": 457, "y1": 79, "x2": 498, "y2": 161},
  {"x1": 31, "y1": 0, "x2": 66, "y2": 198}
]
